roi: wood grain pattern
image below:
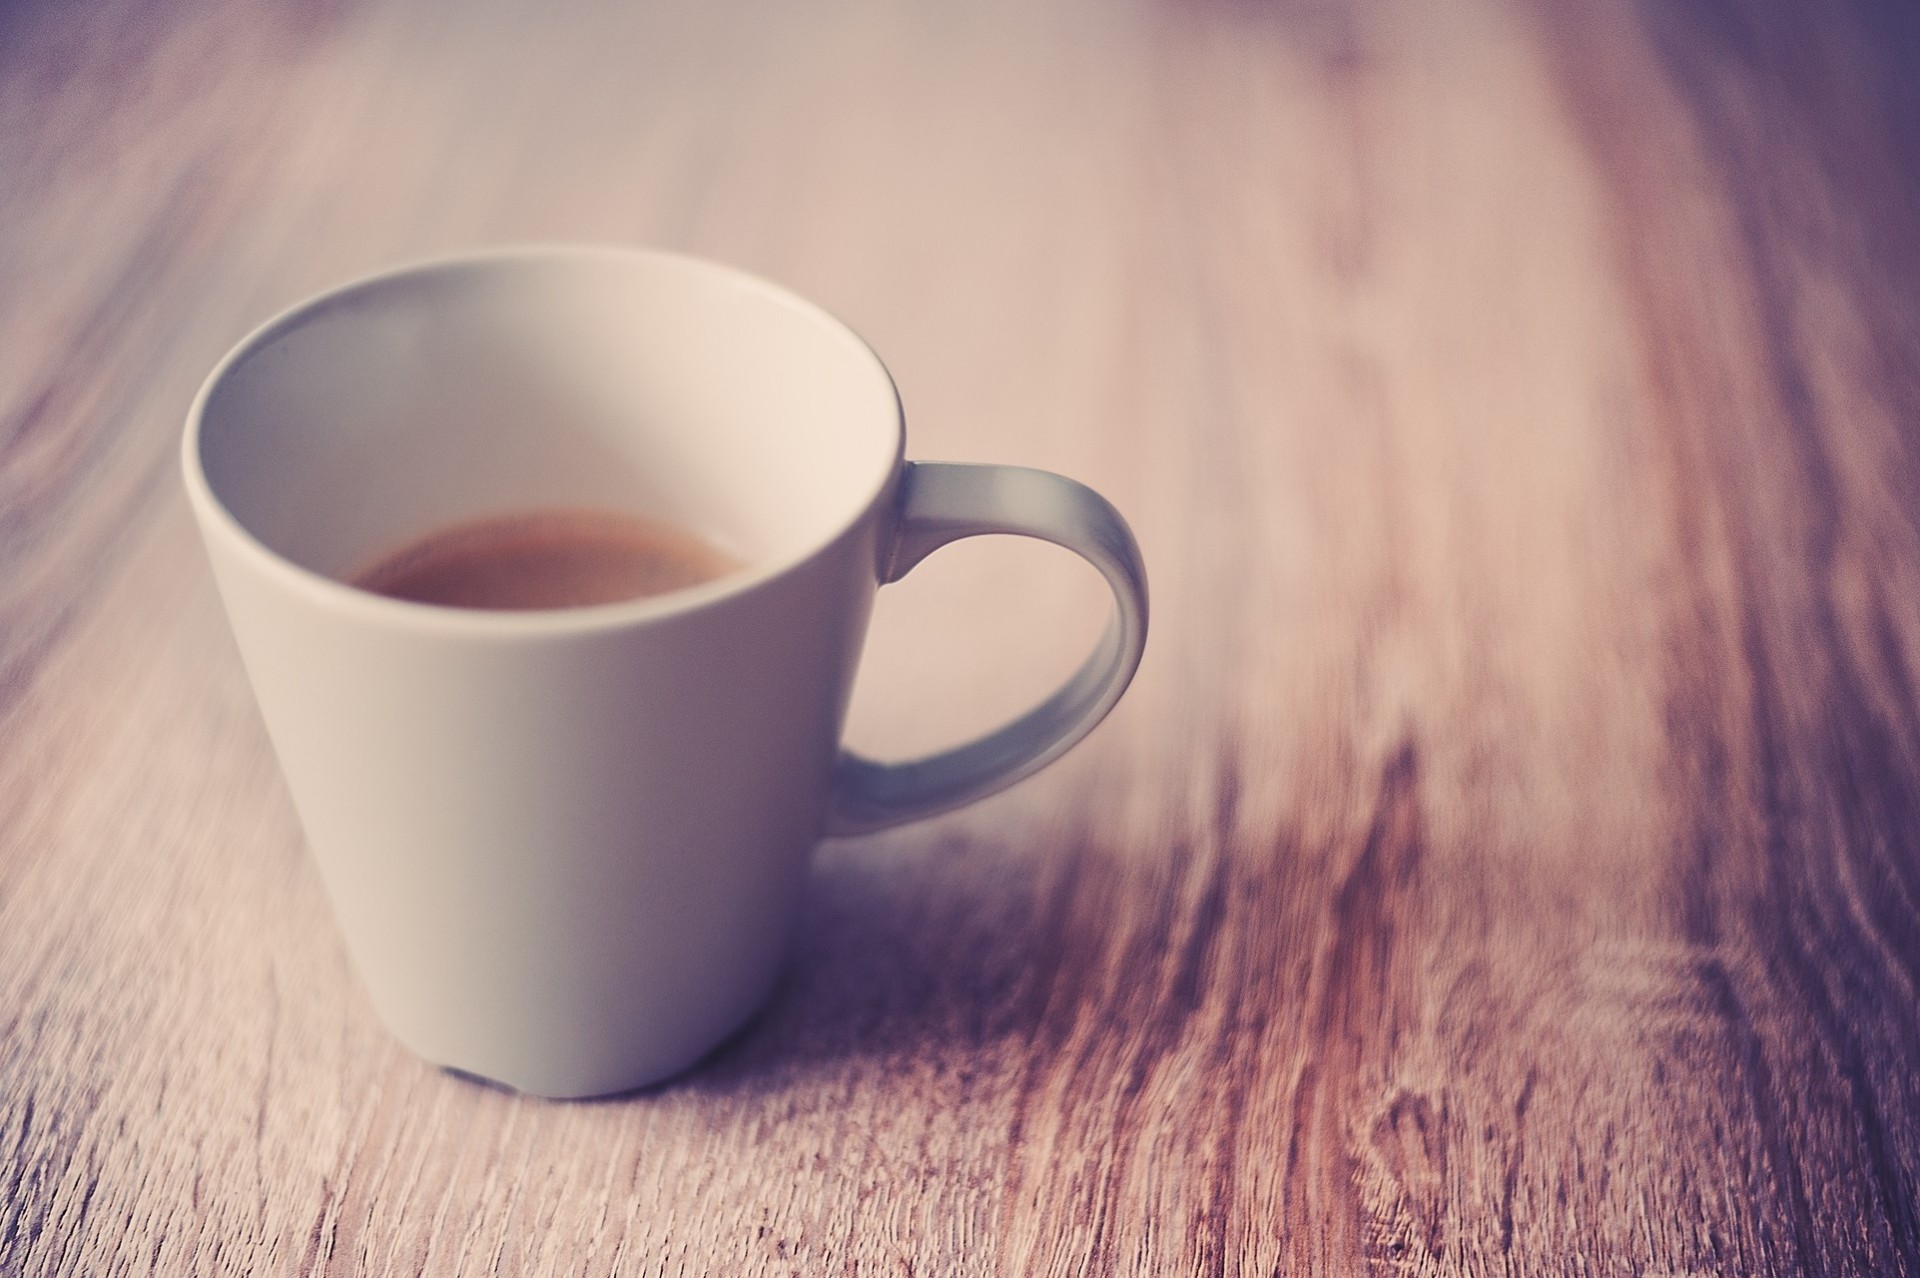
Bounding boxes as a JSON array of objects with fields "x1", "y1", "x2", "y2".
[{"x1": 3, "y1": 0, "x2": 1918, "y2": 1272}]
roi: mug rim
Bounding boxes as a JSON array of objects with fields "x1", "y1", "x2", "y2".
[{"x1": 180, "y1": 244, "x2": 906, "y2": 637}]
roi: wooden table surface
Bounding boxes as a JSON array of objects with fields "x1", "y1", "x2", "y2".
[{"x1": 5, "y1": 0, "x2": 1920, "y2": 1273}]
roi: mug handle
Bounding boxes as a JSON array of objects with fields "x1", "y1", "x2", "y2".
[{"x1": 827, "y1": 461, "x2": 1149, "y2": 836}]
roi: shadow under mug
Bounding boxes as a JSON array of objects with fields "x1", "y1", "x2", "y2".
[{"x1": 182, "y1": 247, "x2": 1148, "y2": 1098}]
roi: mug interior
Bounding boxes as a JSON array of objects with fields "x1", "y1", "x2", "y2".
[{"x1": 193, "y1": 250, "x2": 902, "y2": 594}]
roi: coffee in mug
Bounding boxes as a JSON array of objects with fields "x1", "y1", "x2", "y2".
[
  {"x1": 183, "y1": 247, "x2": 1148, "y2": 1097},
  {"x1": 352, "y1": 508, "x2": 742, "y2": 611}
]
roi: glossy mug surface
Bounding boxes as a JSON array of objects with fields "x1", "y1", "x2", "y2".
[{"x1": 183, "y1": 247, "x2": 1147, "y2": 1098}]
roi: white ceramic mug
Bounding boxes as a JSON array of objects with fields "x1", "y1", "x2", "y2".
[{"x1": 182, "y1": 247, "x2": 1147, "y2": 1098}]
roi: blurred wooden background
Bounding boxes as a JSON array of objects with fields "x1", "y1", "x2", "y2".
[{"x1": 4, "y1": 0, "x2": 1919, "y2": 1272}]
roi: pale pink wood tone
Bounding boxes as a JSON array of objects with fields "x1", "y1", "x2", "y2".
[{"x1": 2, "y1": 0, "x2": 1918, "y2": 1272}]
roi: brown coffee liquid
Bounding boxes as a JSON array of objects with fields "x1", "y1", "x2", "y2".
[{"x1": 352, "y1": 509, "x2": 742, "y2": 610}]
